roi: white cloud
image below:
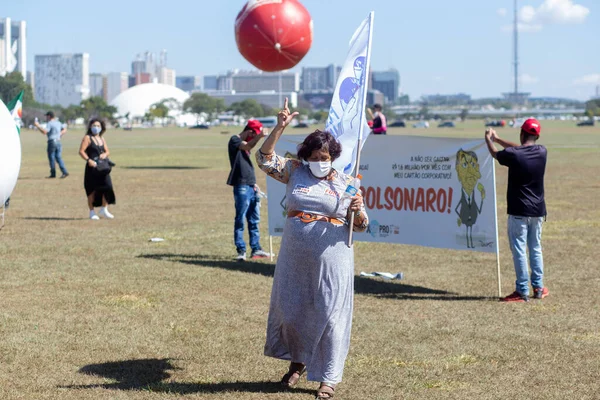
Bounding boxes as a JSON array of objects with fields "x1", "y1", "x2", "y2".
[
  {"x1": 502, "y1": 0, "x2": 590, "y2": 32},
  {"x1": 574, "y1": 74, "x2": 600, "y2": 85},
  {"x1": 497, "y1": 8, "x2": 508, "y2": 17},
  {"x1": 520, "y1": 74, "x2": 540, "y2": 84},
  {"x1": 536, "y1": 0, "x2": 590, "y2": 24},
  {"x1": 433, "y1": 76, "x2": 443, "y2": 82}
]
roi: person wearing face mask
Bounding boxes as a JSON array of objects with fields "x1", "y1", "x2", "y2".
[
  {"x1": 256, "y1": 98, "x2": 369, "y2": 400},
  {"x1": 368, "y1": 103, "x2": 387, "y2": 135},
  {"x1": 78, "y1": 118, "x2": 116, "y2": 220},
  {"x1": 227, "y1": 119, "x2": 271, "y2": 261}
]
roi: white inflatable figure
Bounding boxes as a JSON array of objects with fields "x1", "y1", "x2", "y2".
[{"x1": 0, "y1": 100, "x2": 21, "y2": 229}]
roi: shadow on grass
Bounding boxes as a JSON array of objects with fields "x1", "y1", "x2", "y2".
[
  {"x1": 138, "y1": 253, "x2": 489, "y2": 301},
  {"x1": 122, "y1": 166, "x2": 206, "y2": 170},
  {"x1": 61, "y1": 358, "x2": 314, "y2": 395},
  {"x1": 23, "y1": 217, "x2": 86, "y2": 221}
]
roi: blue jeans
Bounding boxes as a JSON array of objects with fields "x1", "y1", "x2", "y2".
[
  {"x1": 47, "y1": 140, "x2": 68, "y2": 176},
  {"x1": 507, "y1": 215, "x2": 544, "y2": 296},
  {"x1": 233, "y1": 185, "x2": 261, "y2": 254}
]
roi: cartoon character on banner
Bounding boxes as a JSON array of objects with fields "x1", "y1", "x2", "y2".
[
  {"x1": 454, "y1": 149, "x2": 485, "y2": 249},
  {"x1": 338, "y1": 56, "x2": 366, "y2": 134}
]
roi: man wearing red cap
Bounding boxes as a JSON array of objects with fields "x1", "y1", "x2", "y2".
[
  {"x1": 485, "y1": 119, "x2": 548, "y2": 302},
  {"x1": 227, "y1": 120, "x2": 271, "y2": 261}
]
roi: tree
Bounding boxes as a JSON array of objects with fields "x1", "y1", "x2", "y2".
[
  {"x1": 61, "y1": 104, "x2": 85, "y2": 122},
  {"x1": 397, "y1": 94, "x2": 410, "y2": 105},
  {"x1": 460, "y1": 108, "x2": 469, "y2": 121},
  {"x1": 261, "y1": 104, "x2": 276, "y2": 116},
  {"x1": 228, "y1": 98, "x2": 264, "y2": 118},
  {"x1": 0, "y1": 71, "x2": 35, "y2": 106},
  {"x1": 585, "y1": 99, "x2": 600, "y2": 116},
  {"x1": 184, "y1": 93, "x2": 225, "y2": 116},
  {"x1": 311, "y1": 110, "x2": 329, "y2": 122},
  {"x1": 80, "y1": 96, "x2": 117, "y2": 121},
  {"x1": 149, "y1": 101, "x2": 169, "y2": 118}
]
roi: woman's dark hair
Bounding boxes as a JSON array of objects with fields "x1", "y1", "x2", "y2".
[
  {"x1": 297, "y1": 130, "x2": 342, "y2": 161},
  {"x1": 87, "y1": 118, "x2": 107, "y2": 136}
]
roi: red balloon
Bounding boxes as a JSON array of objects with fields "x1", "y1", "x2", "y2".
[{"x1": 235, "y1": 0, "x2": 313, "y2": 72}]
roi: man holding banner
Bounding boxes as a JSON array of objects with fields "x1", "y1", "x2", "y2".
[{"x1": 485, "y1": 119, "x2": 548, "y2": 302}]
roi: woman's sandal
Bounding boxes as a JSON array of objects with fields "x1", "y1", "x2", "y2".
[
  {"x1": 316, "y1": 383, "x2": 335, "y2": 399},
  {"x1": 280, "y1": 362, "x2": 306, "y2": 388}
]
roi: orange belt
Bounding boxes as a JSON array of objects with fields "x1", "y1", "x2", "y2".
[{"x1": 287, "y1": 211, "x2": 345, "y2": 226}]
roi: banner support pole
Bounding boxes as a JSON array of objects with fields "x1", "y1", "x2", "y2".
[
  {"x1": 348, "y1": 11, "x2": 374, "y2": 248},
  {"x1": 269, "y1": 235, "x2": 274, "y2": 262},
  {"x1": 492, "y1": 159, "x2": 502, "y2": 298}
]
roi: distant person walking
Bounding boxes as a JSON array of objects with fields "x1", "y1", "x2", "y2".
[
  {"x1": 485, "y1": 119, "x2": 548, "y2": 302},
  {"x1": 368, "y1": 103, "x2": 387, "y2": 135},
  {"x1": 78, "y1": 119, "x2": 116, "y2": 220},
  {"x1": 34, "y1": 111, "x2": 69, "y2": 178},
  {"x1": 227, "y1": 119, "x2": 271, "y2": 261}
]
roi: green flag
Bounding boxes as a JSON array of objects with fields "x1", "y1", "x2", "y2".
[{"x1": 6, "y1": 90, "x2": 24, "y2": 135}]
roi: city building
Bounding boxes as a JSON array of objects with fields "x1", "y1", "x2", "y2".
[
  {"x1": 371, "y1": 69, "x2": 400, "y2": 104},
  {"x1": 89, "y1": 73, "x2": 106, "y2": 100},
  {"x1": 203, "y1": 75, "x2": 218, "y2": 91},
  {"x1": 0, "y1": 17, "x2": 26, "y2": 78},
  {"x1": 129, "y1": 72, "x2": 151, "y2": 88},
  {"x1": 209, "y1": 70, "x2": 300, "y2": 93},
  {"x1": 208, "y1": 91, "x2": 298, "y2": 109},
  {"x1": 367, "y1": 90, "x2": 385, "y2": 108},
  {"x1": 26, "y1": 71, "x2": 34, "y2": 93},
  {"x1": 301, "y1": 64, "x2": 340, "y2": 92},
  {"x1": 421, "y1": 93, "x2": 472, "y2": 106},
  {"x1": 35, "y1": 53, "x2": 90, "y2": 107},
  {"x1": 176, "y1": 76, "x2": 202, "y2": 92},
  {"x1": 129, "y1": 50, "x2": 169, "y2": 87},
  {"x1": 158, "y1": 67, "x2": 176, "y2": 86},
  {"x1": 106, "y1": 72, "x2": 128, "y2": 103}
]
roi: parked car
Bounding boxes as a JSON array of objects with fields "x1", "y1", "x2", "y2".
[
  {"x1": 438, "y1": 121, "x2": 456, "y2": 128},
  {"x1": 412, "y1": 121, "x2": 430, "y2": 128},
  {"x1": 577, "y1": 119, "x2": 595, "y2": 127},
  {"x1": 389, "y1": 120, "x2": 406, "y2": 127},
  {"x1": 190, "y1": 124, "x2": 210, "y2": 129},
  {"x1": 294, "y1": 122, "x2": 309, "y2": 128},
  {"x1": 485, "y1": 120, "x2": 506, "y2": 127}
]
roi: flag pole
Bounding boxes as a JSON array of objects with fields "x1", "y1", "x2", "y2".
[
  {"x1": 492, "y1": 160, "x2": 502, "y2": 298},
  {"x1": 348, "y1": 11, "x2": 374, "y2": 248}
]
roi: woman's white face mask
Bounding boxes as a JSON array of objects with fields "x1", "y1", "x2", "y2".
[{"x1": 308, "y1": 161, "x2": 332, "y2": 178}]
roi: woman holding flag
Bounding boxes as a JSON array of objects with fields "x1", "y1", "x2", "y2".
[{"x1": 256, "y1": 99, "x2": 368, "y2": 399}]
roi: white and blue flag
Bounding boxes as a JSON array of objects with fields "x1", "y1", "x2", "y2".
[{"x1": 326, "y1": 12, "x2": 374, "y2": 175}]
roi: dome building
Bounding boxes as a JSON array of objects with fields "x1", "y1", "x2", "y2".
[{"x1": 110, "y1": 83, "x2": 190, "y2": 118}]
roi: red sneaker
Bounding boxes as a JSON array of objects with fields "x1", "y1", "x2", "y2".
[
  {"x1": 533, "y1": 287, "x2": 549, "y2": 299},
  {"x1": 500, "y1": 291, "x2": 529, "y2": 302}
]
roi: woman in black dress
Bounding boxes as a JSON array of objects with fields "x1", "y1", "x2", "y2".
[{"x1": 78, "y1": 119, "x2": 116, "y2": 220}]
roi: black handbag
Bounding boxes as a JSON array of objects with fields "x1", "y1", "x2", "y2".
[{"x1": 93, "y1": 157, "x2": 112, "y2": 175}]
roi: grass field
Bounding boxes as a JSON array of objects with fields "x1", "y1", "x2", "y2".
[{"x1": 0, "y1": 120, "x2": 599, "y2": 400}]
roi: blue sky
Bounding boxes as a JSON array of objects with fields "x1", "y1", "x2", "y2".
[{"x1": 3, "y1": 0, "x2": 599, "y2": 100}]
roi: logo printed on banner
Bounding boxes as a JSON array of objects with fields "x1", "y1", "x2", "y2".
[
  {"x1": 292, "y1": 184, "x2": 311, "y2": 195},
  {"x1": 367, "y1": 220, "x2": 399, "y2": 238},
  {"x1": 324, "y1": 188, "x2": 339, "y2": 198}
]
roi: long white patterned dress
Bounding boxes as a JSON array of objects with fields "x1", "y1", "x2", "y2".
[{"x1": 256, "y1": 151, "x2": 369, "y2": 385}]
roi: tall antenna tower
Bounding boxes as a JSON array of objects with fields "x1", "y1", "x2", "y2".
[{"x1": 513, "y1": 0, "x2": 519, "y2": 97}]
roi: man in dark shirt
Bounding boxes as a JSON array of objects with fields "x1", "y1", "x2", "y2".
[
  {"x1": 228, "y1": 119, "x2": 270, "y2": 261},
  {"x1": 485, "y1": 119, "x2": 548, "y2": 302}
]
